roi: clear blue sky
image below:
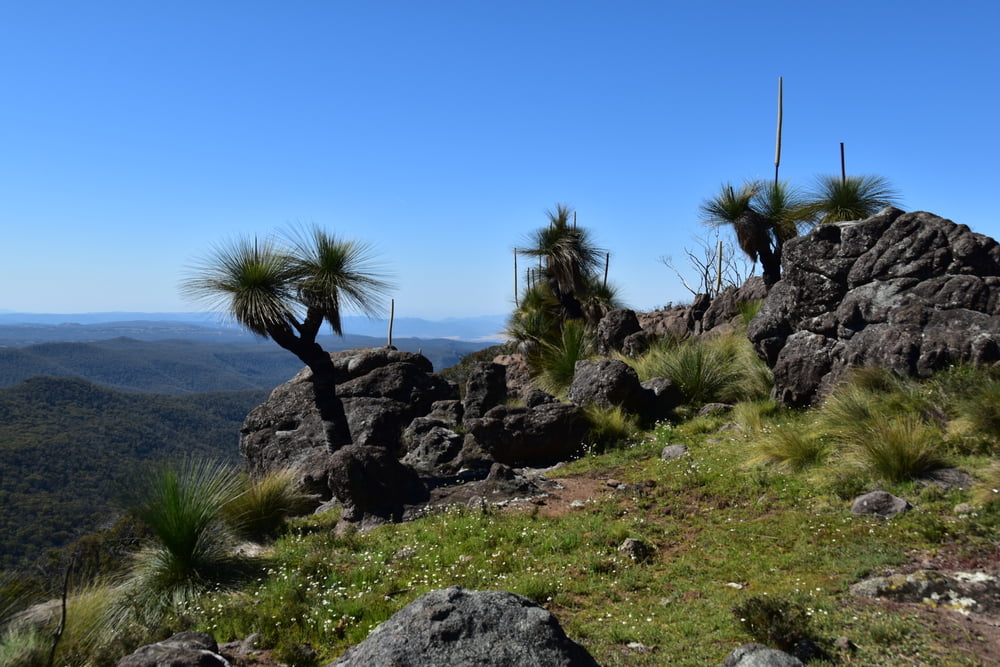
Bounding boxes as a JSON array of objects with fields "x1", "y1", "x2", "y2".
[{"x1": 2, "y1": 1, "x2": 997, "y2": 320}]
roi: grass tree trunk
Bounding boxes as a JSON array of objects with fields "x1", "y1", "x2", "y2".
[{"x1": 267, "y1": 325, "x2": 353, "y2": 450}]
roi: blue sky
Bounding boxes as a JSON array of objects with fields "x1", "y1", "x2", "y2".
[{"x1": 1, "y1": 1, "x2": 997, "y2": 320}]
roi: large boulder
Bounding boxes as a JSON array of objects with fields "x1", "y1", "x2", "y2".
[
  {"x1": 327, "y1": 586, "x2": 598, "y2": 666},
  {"x1": 467, "y1": 400, "x2": 589, "y2": 466},
  {"x1": 597, "y1": 308, "x2": 643, "y2": 355},
  {"x1": 700, "y1": 276, "x2": 767, "y2": 334},
  {"x1": 749, "y1": 209, "x2": 1000, "y2": 405},
  {"x1": 337, "y1": 360, "x2": 457, "y2": 448},
  {"x1": 567, "y1": 359, "x2": 645, "y2": 412},
  {"x1": 239, "y1": 367, "x2": 336, "y2": 498}
]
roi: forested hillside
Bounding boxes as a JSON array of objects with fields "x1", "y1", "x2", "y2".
[{"x1": 0, "y1": 377, "x2": 267, "y2": 570}]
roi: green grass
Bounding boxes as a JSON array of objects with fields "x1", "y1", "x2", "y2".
[
  {"x1": 623, "y1": 333, "x2": 771, "y2": 407},
  {"x1": 6, "y1": 365, "x2": 1000, "y2": 665}
]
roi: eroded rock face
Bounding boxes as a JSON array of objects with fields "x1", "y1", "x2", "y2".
[
  {"x1": 327, "y1": 586, "x2": 599, "y2": 667},
  {"x1": 241, "y1": 348, "x2": 458, "y2": 476},
  {"x1": 749, "y1": 209, "x2": 1000, "y2": 406},
  {"x1": 597, "y1": 308, "x2": 643, "y2": 355}
]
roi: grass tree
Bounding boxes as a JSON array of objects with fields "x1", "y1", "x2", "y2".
[
  {"x1": 182, "y1": 226, "x2": 392, "y2": 446},
  {"x1": 700, "y1": 180, "x2": 808, "y2": 287},
  {"x1": 517, "y1": 204, "x2": 606, "y2": 322},
  {"x1": 509, "y1": 205, "x2": 619, "y2": 392},
  {"x1": 803, "y1": 174, "x2": 900, "y2": 223}
]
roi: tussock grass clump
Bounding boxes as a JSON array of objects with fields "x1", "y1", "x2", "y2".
[
  {"x1": 973, "y1": 463, "x2": 1000, "y2": 508},
  {"x1": 843, "y1": 415, "x2": 950, "y2": 484},
  {"x1": 533, "y1": 319, "x2": 593, "y2": 396},
  {"x1": 120, "y1": 458, "x2": 249, "y2": 616},
  {"x1": 626, "y1": 333, "x2": 770, "y2": 407},
  {"x1": 816, "y1": 369, "x2": 951, "y2": 483},
  {"x1": 751, "y1": 423, "x2": 828, "y2": 472},
  {"x1": 0, "y1": 625, "x2": 47, "y2": 667},
  {"x1": 223, "y1": 468, "x2": 315, "y2": 541},
  {"x1": 582, "y1": 405, "x2": 641, "y2": 453}
]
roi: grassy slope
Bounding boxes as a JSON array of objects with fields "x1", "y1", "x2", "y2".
[{"x1": 177, "y1": 414, "x2": 997, "y2": 666}]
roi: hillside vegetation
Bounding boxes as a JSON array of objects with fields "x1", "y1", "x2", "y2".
[{"x1": 0, "y1": 377, "x2": 266, "y2": 570}]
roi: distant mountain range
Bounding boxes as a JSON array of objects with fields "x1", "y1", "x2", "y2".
[{"x1": 0, "y1": 312, "x2": 508, "y2": 342}]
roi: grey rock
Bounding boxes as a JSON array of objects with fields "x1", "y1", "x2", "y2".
[
  {"x1": 660, "y1": 444, "x2": 689, "y2": 461},
  {"x1": 851, "y1": 490, "x2": 911, "y2": 519},
  {"x1": 462, "y1": 362, "x2": 508, "y2": 424},
  {"x1": 400, "y1": 423, "x2": 464, "y2": 475},
  {"x1": 641, "y1": 377, "x2": 684, "y2": 421},
  {"x1": 749, "y1": 209, "x2": 1000, "y2": 406},
  {"x1": 618, "y1": 537, "x2": 655, "y2": 563},
  {"x1": 597, "y1": 308, "x2": 643, "y2": 355},
  {"x1": 850, "y1": 570, "x2": 1000, "y2": 616},
  {"x1": 567, "y1": 359, "x2": 645, "y2": 413},
  {"x1": 467, "y1": 401, "x2": 589, "y2": 466},
  {"x1": 118, "y1": 632, "x2": 228, "y2": 667},
  {"x1": 327, "y1": 445, "x2": 428, "y2": 527},
  {"x1": 327, "y1": 586, "x2": 598, "y2": 666},
  {"x1": 722, "y1": 642, "x2": 804, "y2": 667}
]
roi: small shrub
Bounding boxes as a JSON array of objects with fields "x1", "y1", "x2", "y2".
[{"x1": 733, "y1": 594, "x2": 812, "y2": 651}]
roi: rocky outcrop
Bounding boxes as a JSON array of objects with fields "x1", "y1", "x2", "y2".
[
  {"x1": 241, "y1": 348, "x2": 457, "y2": 476},
  {"x1": 596, "y1": 308, "x2": 643, "y2": 355},
  {"x1": 327, "y1": 586, "x2": 599, "y2": 666},
  {"x1": 851, "y1": 569, "x2": 1000, "y2": 618},
  {"x1": 462, "y1": 362, "x2": 508, "y2": 424},
  {"x1": 748, "y1": 209, "x2": 1000, "y2": 406}
]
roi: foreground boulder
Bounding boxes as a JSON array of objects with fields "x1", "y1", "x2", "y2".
[
  {"x1": 749, "y1": 209, "x2": 1000, "y2": 405},
  {"x1": 327, "y1": 586, "x2": 599, "y2": 666},
  {"x1": 118, "y1": 632, "x2": 228, "y2": 667}
]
